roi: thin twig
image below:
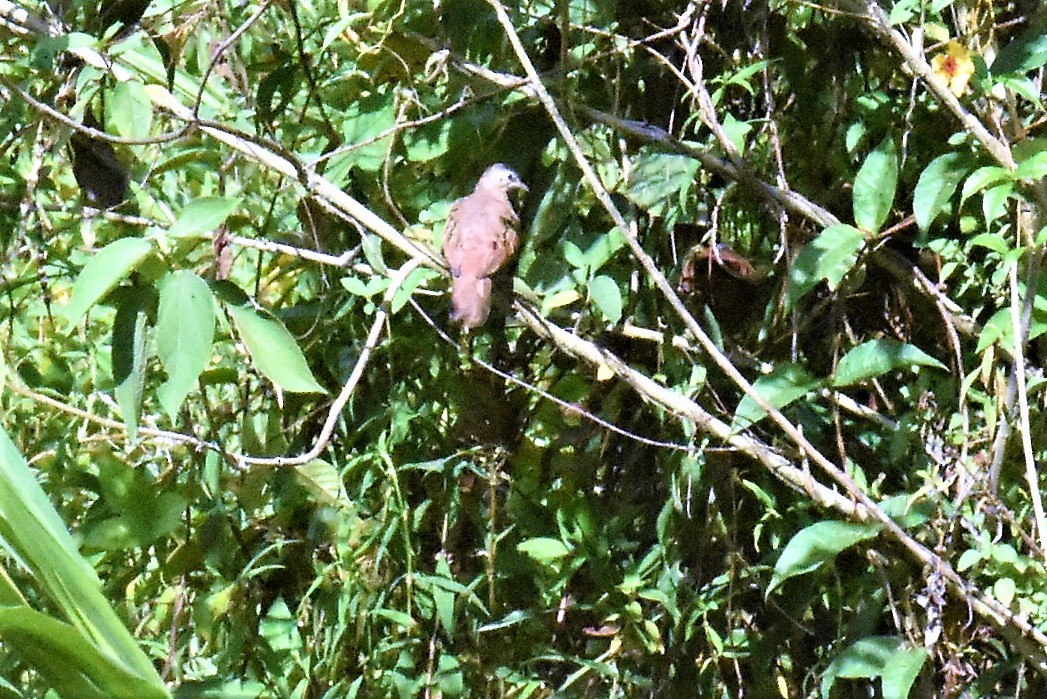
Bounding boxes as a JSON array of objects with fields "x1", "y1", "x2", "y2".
[{"x1": 235, "y1": 257, "x2": 422, "y2": 467}]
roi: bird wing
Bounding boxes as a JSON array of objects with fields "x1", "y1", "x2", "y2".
[{"x1": 445, "y1": 191, "x2": 519, "y2": 279}]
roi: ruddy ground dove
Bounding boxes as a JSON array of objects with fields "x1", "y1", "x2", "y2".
[{"x1": 442, "y1": 163, "x2": 528, "y2": 330}]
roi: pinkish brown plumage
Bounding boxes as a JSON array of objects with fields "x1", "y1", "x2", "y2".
[{"x1": 443, "y1": 164, "x2": 527, "y2": 330}]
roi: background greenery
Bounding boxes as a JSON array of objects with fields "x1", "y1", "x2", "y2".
[{"x1": 1, "y1": 0, "x2": 1047, "y2": 696}]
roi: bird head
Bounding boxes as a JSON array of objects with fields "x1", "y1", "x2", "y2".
[{"x1": 478, "y1": 163, "x2": 528, "y2": 194}]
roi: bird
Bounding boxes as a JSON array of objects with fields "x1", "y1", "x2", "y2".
[{"x1": 442, "y1": 163, "x2": 528, "y2": 331}]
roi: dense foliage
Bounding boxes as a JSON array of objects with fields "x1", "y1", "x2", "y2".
[{"x1": 1, "y1": 0, "x2": 1047, "y2": 696}]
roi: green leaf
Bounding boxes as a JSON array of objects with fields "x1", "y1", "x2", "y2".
[
  {"x1": 0, "y1": 608, "x2": 168, "y2": 699},
  {"x1": 625, "y1": 152, "x2": 700, "y2": 215},
  {"x1": 769, "y1": 521, "x2": 880, "y2": 595},
  {"x1": 295, "y1": 460, "x2": 344, "y2": 504},
  {"x1": 589, "y1": 275, "x2": 623, "y2": 324},
  {"x1": 731, "y1": 363, "x2": 820, "y2": 433},
  {"x1": 156, "y1": 271, "x2": 215, "y2": 419},
  {"x1": 853, "y1": 135, "x2": 897, "y2": 233},
  {"x1": 391, "y1": 267, "x2": 439, "y2": 314},
  {"x1": 913, "y1": 152, "x2": 971, "y2": 231},
  {"x1": 517, "y1": 537, "x2": 571, "y2": 563},
  {"x1": 1014, "y1": 151, "x2": 1047, "y2": 182},
  {"x1": 403, "y1": 120, "x2": 451, "y2": 162},
  {"x1": 223, "y1": 295, "x2": 326, "y2": 394},
  {"x1": 326, "y1": 92, "x2": 396, "y2": 178},
  {"x1": 112, "y1": 287, "x2": 153, "y2": 440},
  {"x1": 961, "y1": 165, "x2": 1011, "y2": 205},
  {"x1": 785, "y1": 224, "x2": 865, "y2": 309},
  {"x1": 994, "y1": 577, "x2": 1017, "y2": 607},
  {"x1": 991, "y1": 26, "x2": 1047, "y2": 76},
  {"x1": 821, "y1": 636, "x2": 927, "y2": 699},
  {"x1": 169, "y1": 196, "x2": 240, "y2": 238},
  {"x1": 982, "y1": 183, "x2": 1016, "y2": 225},
  {"x1": 0, "y1": 429, "x2": 167, "y2": 691},
  {"x1": 108, "y1": 80, "x2": 152, "y2": 140},
  {"x1": 833, "y1": 339, "x2": 946, "y2": 386},
  {"x1": 62, "y1": 238, "x2": 154, "y2": 327}
]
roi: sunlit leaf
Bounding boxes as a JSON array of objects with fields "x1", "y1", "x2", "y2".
[
  {"x1": 589, "y1": 274, "x2": 623, "y2": 324},
  {"x1": 853, "y1": 135, "x2": 897, "y2": 233},
  {"x1": 731, "y1": 363, "x2": 820, "y2": 433},
  {"x1": 785, "y1": 224, "x2": 865, "y2": 309},
  {"x1": 221, "y1": 290, "x2": 326, "y2": 394},
  {"x1": 913, "y1": 152, "x2": 970, "y2": 231},
  {"x1": 169, "y1": 196, "x2": 240, "y2": 238},
  {"x1": 155, "y1": 271, "x2": 215, "y2": 419},
  {"x1": 769, "y1": 521, "x2": 880, "y2": 595},
  {"x1": 62, "y1": 238, "x2": 155, "y2": 327},
  {"x1": 833, "y1": 339, "x2": 946, "y2": 386}
]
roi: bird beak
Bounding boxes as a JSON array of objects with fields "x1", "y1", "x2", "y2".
[{"x1": 511, "y1": 179, "x2": 529, "y2": 193}]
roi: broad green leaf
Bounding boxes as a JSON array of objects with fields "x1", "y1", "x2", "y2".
[
  {"x1": 994, "y1": 577, "x2": 1016, "y2": 607},
  {"x1": 404, "y1": 121, "x2": 451, "y2": 162},
  {"x1": 731, "y1": 363, "x2": 819, "y2": 433},
  {"x1": 853, "y1": 136, "x2": 897, "y2": 233},
  {"x1": 62, "y1": 237, "x2": 154, "y2": 327},
  {"x1": 913, "y1": 152, "x2": 970, "y2": 231},
  {"x1": 888, "y1": 0, "x2": 918, "y2": 24},
  {"x1": 326, "y1": 92, "x2": 396, "y2": 178},
  {"x1": 169, "y1": 196, "x2": 240, "y2": 238},
  {"x1": 983, "y1": 183, "x2": 1016, "y2": 225},
  {"x1": 589, "y1": 275, "x2": 623, "y2": 324},
  {"x1": 721, "y1": 113, "x2": 753, "y2": 154},
  {"x1": 625, "y1": 152, "x2": 701, "y2": 215},
  {"x1": 1014, "y1": 151, "x2": 1047, "y2": 181},
  {"x1": 968, "y1": 233, "x2": 1011, "y2": 255},
  {"x1": 112, "y1": 287, "x2": 153, "y2": 439},
  {"x1": 155, "y1": 271, "x2": 215, "y2": 419},
  {"x1": 991, "y1": 26, "x2": 1047, "y2": 76},
  {"x1": 517, "y1": 537, "x2": 571, "y2": 563},
  {"x1": 821, "y1": 636, "x2": 927, "y2": 699},
  {"x1": 768, "y1": 521, "x2": 880, "y2": 595},
  {"x1": 833, "y1": 339, "x2": 946, "y2": 386},
  {"x1": 785, "y1": 224, "x2": 865, "y2": 309},
  {"x1": 108, "y1": 80, "x2": 152, "y2": 140},
  {"x1": 295, "y1": 460, "x2": 344, "y2": 504},
  {"x1": 224, "y1": 298, "x2": 326, "y2": 394}
]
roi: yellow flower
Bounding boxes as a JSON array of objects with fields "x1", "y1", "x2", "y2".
[{"x1": 931, "y1": 41, "x2": 975, "y2": 97}]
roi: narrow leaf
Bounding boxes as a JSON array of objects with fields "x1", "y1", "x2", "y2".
[
  {"x1": 0, "y1": 608, "x2": 168, "y2": 699},
  {"x1": 0, "y1": 429, "x2": 165, "y2": 685},
  {"x1": 112, "y1": 288, "x2": 153, "y2": 439}
]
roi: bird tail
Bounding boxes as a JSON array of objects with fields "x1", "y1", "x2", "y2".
[{"x1": 450, "y1": 276, "x2": 492, "y2": 330}]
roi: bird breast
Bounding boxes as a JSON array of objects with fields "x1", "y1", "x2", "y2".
[{"x1": 445, "y1": 194, "x2": 519, "y2": 279}]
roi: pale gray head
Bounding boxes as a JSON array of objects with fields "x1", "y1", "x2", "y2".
[{"x1": 478, "y1": 163, "x2": 528, "y2": 193}]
